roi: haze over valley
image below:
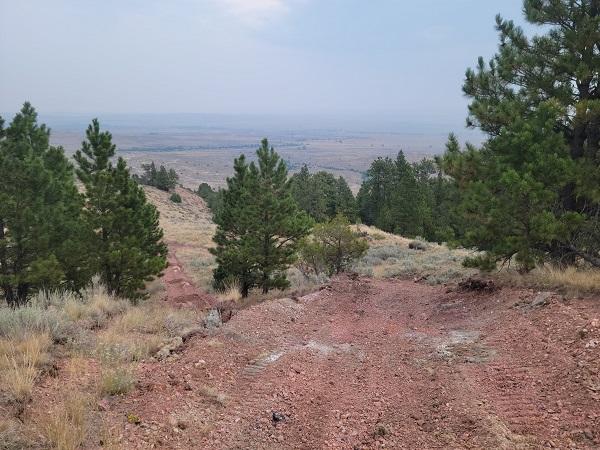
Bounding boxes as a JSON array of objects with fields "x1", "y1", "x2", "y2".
[{"x1": 42, "y1": 113, "x2": 482, "y2": 190}]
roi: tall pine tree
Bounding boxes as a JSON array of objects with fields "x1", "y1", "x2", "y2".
[
  {"x1": 212, "y1": 139, "x2": 312, "y2": 296},
  {"x1": 75, "y1": 120, "x2": 167, "y2": 299},
  {"x1": 441, "y1": 0, "x2": 600, "y2": 270},
  {"x1": 0, "y1": 103, "x2": 91, "y2": 306}
]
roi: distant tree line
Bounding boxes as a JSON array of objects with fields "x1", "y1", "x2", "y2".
[
  {"x1": 290, "y1": 165, "x2": 358, "y2": 223},
  {"x1": 133, "y1": 161, "x2": 179, "y2": 192},
  {"x1": 357, "y1": 151, "x2": 461, "y2": 244},
  {"x1": 0, "y1": 103, "x2": 167, "y2": 306},
  {"x1": 197, "y1": 182, "x2": 223, "y2": 216}
]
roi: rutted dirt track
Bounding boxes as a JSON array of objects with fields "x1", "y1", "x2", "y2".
[
  {"x1": 161, "y1": 243, "x2": 216, "y2": 309},
  {"x1": 105, "y1": 277, "x2": 600, "y2": 449}
]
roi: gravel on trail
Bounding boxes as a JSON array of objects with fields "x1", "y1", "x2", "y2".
[{"x1": 104, "y1": 275, "x2": 600, "y2": 449}]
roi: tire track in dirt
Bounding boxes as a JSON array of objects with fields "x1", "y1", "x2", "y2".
[
  {"x1": 103, "y1": 277, "x2": 600, "y2": 449},
  {"x1": 162, "y1": 242, "x2": 216, "y2": 309}
]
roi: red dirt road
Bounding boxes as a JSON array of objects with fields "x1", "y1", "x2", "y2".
[
  {"x1": 162, "y1": 243, "x2": 215, "y2": 309},
  {"x1": 105, "y1": 277, "x2": 600, "y2": 449}
]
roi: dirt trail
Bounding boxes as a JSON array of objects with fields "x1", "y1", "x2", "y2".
[
  {"x1": 104, "y1": 277, "x2": 600, "y2": 449},
  {"x1": 161, "y1": 242, "x2": 216, "y2": 309}
]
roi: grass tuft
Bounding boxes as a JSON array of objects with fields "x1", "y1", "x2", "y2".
[
  {"x1": 100, "y1": 366, "x2": 136, "y2": 396},
  {"x1": 42, "y1": 393, "x2": 90, "y2": 450}
]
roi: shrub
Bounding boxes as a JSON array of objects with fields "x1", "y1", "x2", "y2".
[
  {"x1": 0, "y1": 304, "x2": 70, "y2": 343},
  {"x1": 100, "y1": 366, "x2": 135, "y2": 396},
  {"x1": 408, "y1": 240, "x2": 428, "y2": 251},
  {"x1": 299, "y1": 215, "x2": 369, "y2": 276},
  {"x1": 170, "y1": 192, "x2": 182, "y2": 203}
]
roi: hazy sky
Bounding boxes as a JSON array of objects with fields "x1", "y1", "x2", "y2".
[{"x1": 1, "y1": 0, "x2": 526, "y2": 127}]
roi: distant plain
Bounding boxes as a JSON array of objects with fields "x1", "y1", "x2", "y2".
[{"x1": 45, "y1": 113, "x2": 482, "y2": 192}]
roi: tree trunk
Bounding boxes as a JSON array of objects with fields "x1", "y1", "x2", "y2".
[
  {"x1": 0, "y1": 218, "x2": 15, "y2": 307},
  {"x1": 241, "y1": 281, "x2": 250, "y2": 298},
  {"x1": 15, "y1": 283, "x2": 29, "y2": 307},
  {"x1": 567, "y1": 245, "x2": 600, "y2": 268}
]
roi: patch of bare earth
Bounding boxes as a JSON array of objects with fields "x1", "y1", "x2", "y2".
[
  {"x1": 162, "y1": 246, "x2": 216, "y2": 309},
  {"x1": 100, "y1": 276, "x2": 599, "y2": 449}
]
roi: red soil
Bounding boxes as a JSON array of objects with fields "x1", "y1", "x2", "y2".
[
  {"x1": 101, "y1": 276, "x2": 600, "y2": 449},
  {"x1": 162, "y1": 243, "x2": 216, "y2": 309}
]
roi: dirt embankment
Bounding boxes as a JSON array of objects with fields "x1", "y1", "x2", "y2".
[{"x1": 98, "y1": 276, "x2": 599, "y2": 449}]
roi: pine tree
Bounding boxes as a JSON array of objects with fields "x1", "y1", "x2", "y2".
[
  {"x1": 389, "y1": 151, "x2": 423, "y2": 236},
  {"x1": 135, "y1": 161, "x2": 179, "y2": 191},
  {"x1": 75, "y1": 120, "x2": 167, "y2": 299},
  {"x1": 211, "y1": 154, "x2": 257, "y2": 297},
  {"x1": 357, "y1": 157, "x2": 394, "y2": 229},
  {"x1": 0, "y1": 103, "x2": 91, "y2": 306},
  {"x1": 442, "y1": 0, "x2": 600, "y2": 270},
  {"x1": 211, "y1": 139, "x2": 312, "y2": 297},
  {"x1": 357, "y1": 152, "x2": 427, "y2": 238},
  {"x1": 334, "y1": 176, "x2": 358, "y2": 222},
  {"x1": 290, "y1": 166, "x2": 357, "y2": 223}
]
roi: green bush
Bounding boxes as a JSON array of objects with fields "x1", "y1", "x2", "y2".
[
  {"x1": 170, "y1": 193, "x2": 182, "y2": 203},
  {"x1": 0, "y1": 304, "x2": 71, "y2": 343},
  {"x1": 299, "y1": 215, "x2": 369, "y2": 276},
  {"x1": 100, "y1": 367, "x2": 135, "y2": 395}
]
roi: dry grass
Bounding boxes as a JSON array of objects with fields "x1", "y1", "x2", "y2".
[
  {"x1": 111, "y1": 306, "x2": 166, "y2": 335},
  {"x1": 96, "y1": 331, "x2": 164, "y2": 363},
  {"x1": 111, "y1": 302, "x2": 200, "y2": 337},
  {"x1": 352, "y1": 225, "x2": 476, "y2": 285},
  {"x1": 499, "y1": 265, "x2": 600, "y2": 295},
  {"x1": 100, "y1": 365, "x2": 136, "y2": 396},
  {"x1": 0, "y1": 333, "x2": 50, "y2": 402},
  {"x1": 540, "y1": 266, "x2": 600, "y2": 292},
  {"x1": 2, "y1": 355, "x2": 38, "y2": 403},
  {"x1": 42, "y1": 393, "x2": 90, "y2": 450},
  {"x1": 217, "y1": 278, "x2": 242, "y2": 303}
]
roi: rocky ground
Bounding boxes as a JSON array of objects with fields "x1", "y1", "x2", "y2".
[{"x1": 97, "y1": 275, "x2": 600, "y2": 449}]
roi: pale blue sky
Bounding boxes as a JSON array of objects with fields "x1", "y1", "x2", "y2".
[{"x1": 0, "y1": 0, "x2": 525, "y2": 129}]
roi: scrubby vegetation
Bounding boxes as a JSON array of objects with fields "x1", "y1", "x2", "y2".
[
  {"x1": 0, "y1": 281, "x2": 201, "y2": 447},
  {"x1": 352, "y1": 226, "x2": 476, "y2": 285},
  {"x1": 299, "y1": 215, "x2": 368, "y2": 276},
  {"x1": 170, "y1": 192, "x2": 182, "y2": 203}
]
